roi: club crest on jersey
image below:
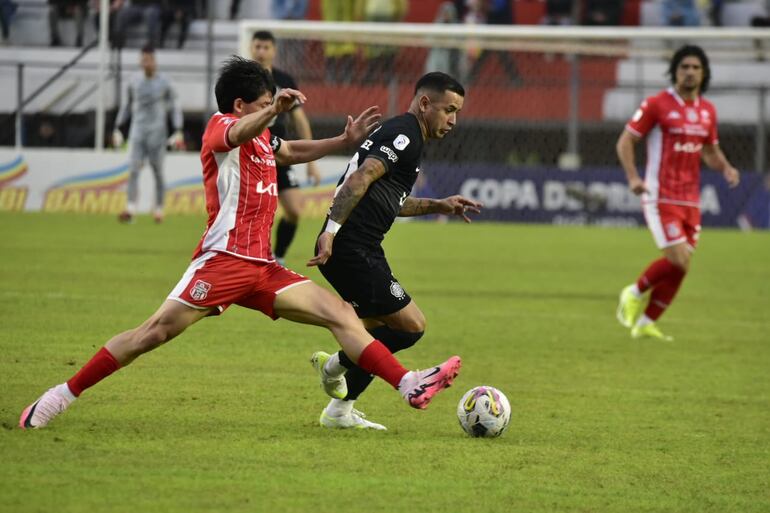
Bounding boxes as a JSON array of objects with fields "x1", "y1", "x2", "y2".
[
  {"x1": 256, "y1": 181, "x2": 278, "y2": 196},
  {"x1": 666, "y1": 222, "x2": 681, "y2": 238},
  {"x1": 393, "y1": 134, "x2": 410, "y2": 151},
  {"x1": 190, "y1": 280, "x2": 211, "y2": 301},
  {"x1": 686, "y1": 108, "x2": 698, "y2": 122},
  {"x1": 389, "y1": 281, "x2": 406, "y2": 300}
]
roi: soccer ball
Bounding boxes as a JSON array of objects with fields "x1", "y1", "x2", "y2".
[{"x1": 457, "y1": 386, "x2": 511, "y2": 438}]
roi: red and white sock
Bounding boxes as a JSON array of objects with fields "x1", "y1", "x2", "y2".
[
  {"x1": 355, "y1": 340, "x2": 408, "y2": 389},
  {"x1": 66, "y1": 346, "x2": 121, "y2": 397},
  {"x1": 637, "y1": 257, "x2": 680, "y2": 294},
  {"x1": 643, "y1": 266, "x2": 686, "y2": 321}
]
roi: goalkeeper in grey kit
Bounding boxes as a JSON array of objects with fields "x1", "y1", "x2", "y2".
[{"x1": 113, "y1": 45, "x2": 184, "y2": 223}]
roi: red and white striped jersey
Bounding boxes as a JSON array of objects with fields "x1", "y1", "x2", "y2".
[
  {"x1": 625, "y1": 87, "x2": 718, "y2": 206},
  {"x1": 193, "y1": 112, "x2": 281, "y2": 262}
]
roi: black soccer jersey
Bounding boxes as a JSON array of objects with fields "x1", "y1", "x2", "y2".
[{"x1": 331, "y1": 112, "x2": 424, "y2": 247}]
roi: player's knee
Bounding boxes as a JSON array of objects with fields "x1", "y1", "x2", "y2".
[
  {"x1": 400, "y1": 315, "x2": 426, "y2": 333},
  {"x1": 328, "y1": 299, "x2": 358, "y2": 329},
  {"x1": 667, "y1": 252, "x2": 690, "y2": 272}
]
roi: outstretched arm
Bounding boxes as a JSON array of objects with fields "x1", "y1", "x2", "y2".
[
  {"x1": 399, "y1": 195, "x2": 482, "y2": 223},
  {"x1": 275, "y1": 106, "x2": 380, "y2": 166},
  {"x1": 702, "y1": 143, "x2": 740, "y2": 187}
]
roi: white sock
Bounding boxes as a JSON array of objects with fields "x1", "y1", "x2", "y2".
[
  {"x1": 56, "y1": 383, "x2": 77, "y2": 402},
  {"x1": 325, "y1": 398, "x2": 354, "y2": 417},
  {"x1": 126, "y1": 202, "x2": 137, "y2": 215},
  {"x1": 397, "y1": 370, "x2": 415, "y2": 393},
  {"x1": 636, "y1": 314, "x2": 653, "y2": 328},
  {"x1": 629, "y1": 284, "x2": 642, "y2": 298},
  {"x1": 323, "y1": 352, "x2": 346, "y2": 377}
]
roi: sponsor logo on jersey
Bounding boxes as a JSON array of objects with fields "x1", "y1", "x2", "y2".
[
  {"x1": 256, "y1": 180, "x2": 278, "y2": 196},
  {"x1": 380, "y1": 146, "x2": 398, "y2": 163},
  {"x1": 666, "y1": 222, "x2": 681, "y2": 238},
  {"x1": 686, "y1": 108, "x2": 699, "y2": 122},
  {"x1": 250, "y1": 154, "x2": 276, "y2": 167},
  {"x1": 190, "y1": 280, "x2": 211, "y2": 301},
  {"x1": 666, "y1": 111, "x2": 682, "y2": 120},
  {"x1": 389, "y1": 280, "x2": 406, "y2": 299},
  {"x1": 673, "y1": 141, "x2": 703, "y2": 153},
  {"x1": 393, "y1": 134, "x2": 410, "y2": 151}
]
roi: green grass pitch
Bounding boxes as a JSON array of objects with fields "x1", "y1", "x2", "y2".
[{"x1": 1, "y1": 213, "x2": 768, "y2": 513}]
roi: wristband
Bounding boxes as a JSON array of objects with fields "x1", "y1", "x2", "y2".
[{"x1": 324, "y1": 219, "x2": 342, "y2": 235}]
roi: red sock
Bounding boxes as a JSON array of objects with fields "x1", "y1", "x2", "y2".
[
  {"x1": 644, "y1": 267, "x2": 686, "y2": 320},
  {"x1": 637, "y1": 258, "x2": 679, "y2": 293},
  {"x1": 67, "y1": 347, "x2": 121, "y2": 397},
  {"x1": 356, "y1": 340, "x2": 408, "y2": 389}
]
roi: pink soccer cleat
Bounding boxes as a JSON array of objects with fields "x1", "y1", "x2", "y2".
[
  {"x1": 19, "y1": 384, "x2": 74, "y2": 429},
  {"x1": 399, "y1": 356, "x2": 462, "y2": 410}
]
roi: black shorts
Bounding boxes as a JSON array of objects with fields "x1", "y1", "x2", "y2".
[
  {"x1": 277, "y1": 165, "x2": 300, "y2": 192},
  {"x1": 319, "y1": 244, "x2": 411, "y2": 319}
]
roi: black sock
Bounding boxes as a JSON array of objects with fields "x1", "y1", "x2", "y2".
[
  {"x1": 274, "y1": 218, "x2": 297, "y2": 259},
  {"x1": 340, "y1": 326, "x2": 424, "y2": 401}
]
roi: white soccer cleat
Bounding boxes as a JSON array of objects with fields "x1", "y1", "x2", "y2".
[
  {"x1": 320, "y1": 408, "x2": 387, "y2": 431},
  {"x1": 19, "y1": 384, "x2": 74, "y2": 430},
  {"x1": 399, "y1": 356, "x2": 461, "y2": 410},
  {"x1": 310, "y1": 351, "x2": 348, "y2": 400}
]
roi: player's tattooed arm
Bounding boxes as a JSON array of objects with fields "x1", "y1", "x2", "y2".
[
  {"x1": 398, "y1": 197, "x2": 440, "y2": 216},
  {"x1": 327, "y1": 157, "x2": 387, "y2": 224},
  {"x1": 399, "y1": 195, "x2": 483, "y2": 223}
]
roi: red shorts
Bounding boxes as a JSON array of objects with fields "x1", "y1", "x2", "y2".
[
  {"x1": 168, "y1": 252, "x2": 310, "y2": 319},
  {"x1": 643, "y1": 202, "x2": 701, "y2": 250}
]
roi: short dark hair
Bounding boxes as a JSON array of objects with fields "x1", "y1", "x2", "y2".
[
  {"x1": 141, "y1": 44, "x2": 155, "y2": 55},
  {"x1": 215, "y1": 56, "x2": 276, "y2": 113},
  {"x1": 252, "y1": 30, "x2": 275, "y2": 43},
  {"x1": 668, "y1": 44, "x2": 711, "y2": 93},
  {"x1": 414, "y1": 72, "x2": 465, "y2": 97}
]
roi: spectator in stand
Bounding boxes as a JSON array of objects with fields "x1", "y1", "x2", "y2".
[
  {"x1": 113, "y1": 0, "x2": 162, "y2": 49},
  {"x1": 583, "y1": 0, "x2": 623, "y2": 25},
  {"x1": 361, "y1": 0, "x2": 408, "y2": 83},
  {"x1": 465, "y1": 0, "x2": 520, "y2": 86},
  {"x1": 542, "y1": 0, "x2": 574, "y2": 25},
  {"x1": 271, "y1": 0, "x2": 309, "y2": 78},
  {"x1": 0, "y1": 0, "x2": 18, "y2": 44},
  {"x1": 273, "y1": 0, "x2": 308, "y2": 19},
  {"x1": 425, "y1": 2, "x2": 460, "y2": 77},
  {"x1": 160, "y1": 0, "x2": 192, "y2": 49},
  {"x1": 751, "y1": 0, "x2": 770, "y2": 26},
  {"x1": 90, "y1": 0, "x2": 122, "y2": 43},
  {"x1": 49, "y1": 0, "x2": 88, "y2": 46},
  {"x1": 662, "y1": 0, "x2": 700, "y2": 26},
  {"x1": 321, "y1": 0, "x2": 359, "y2": 84}
]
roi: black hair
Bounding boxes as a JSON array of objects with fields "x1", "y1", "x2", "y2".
[
  {"x1": 141, "y1": 44, "x2": 155, "y2": 54},
  {"x1": 214, "y1": 56, "x2": 276, "y2": 114},
  {"x1": 252, "y1": 30, "x2": 275, "y2": 43},
  {"x1": 668, "y1": 44, "x2": 711, "y2": 93},
  {"x1": 414, "y1": 72, "x2": 465, "y2": 97}
]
